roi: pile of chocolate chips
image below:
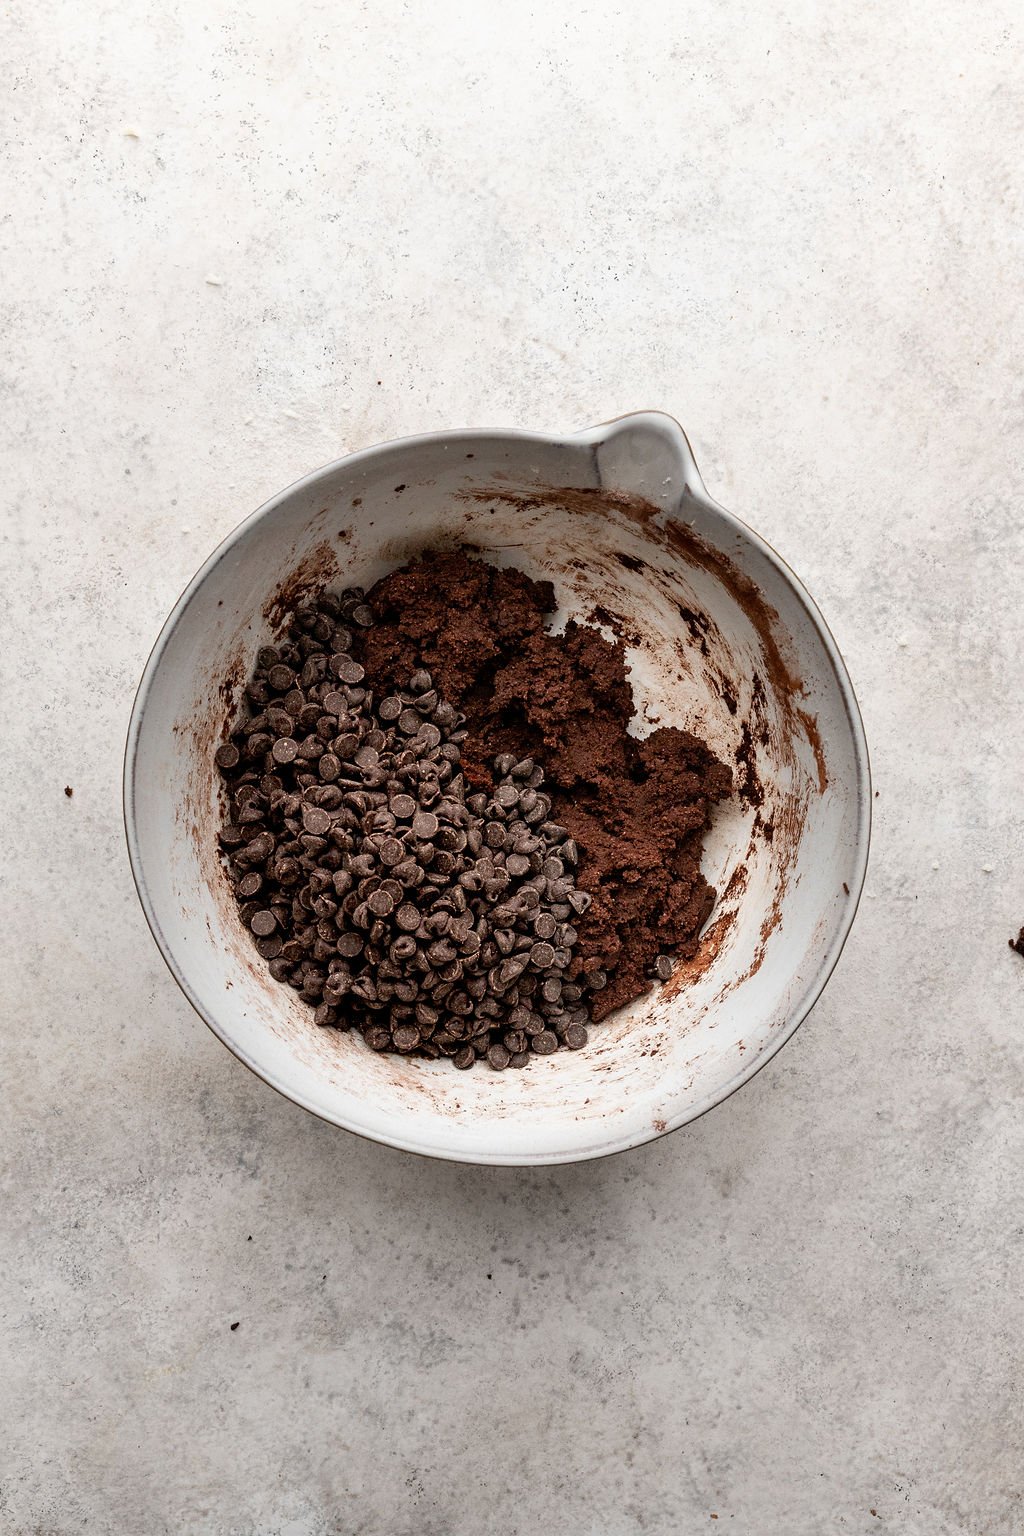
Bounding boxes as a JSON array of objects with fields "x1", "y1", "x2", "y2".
[{"x1": 217, "y1": 586, "x2": 604, "y2": 1068}]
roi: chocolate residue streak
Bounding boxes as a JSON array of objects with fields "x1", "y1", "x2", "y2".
[
  {"x1": 659, "y1": 518, "x2": 827, "y2": 796},
  {"x1": 661, "y1": 862, "x2": 749, "y2": 999},
  {"x1": 262, "y1": 540, "x2": 341, "y2": 630},
  {"x1": 182, "y1": 641, "x2": 247, "y2": 870},
  {"x1": 677, "y1": 605, "x2": 711, "y2": 658},
  {"x1": 218, "y1": 652, "x2": 244, "y2": 714},
  {"x1": 735, "y1": 722, "x2": 764, "y2": 809},
  {"x1": 662, "y1": 908, "x2": 737, "y2": 997},
  {"x1": 590, "y1": 602, "x2": 626, "y2": 638},
  {"x1": 797, "y1": 707, "x2": 828, "y2": 796},
  {"x1": 589, "y1": 602, "x2": 643, "y2": 648},
  {"x1": 722, "y1": 861, "x2": 749, "y2": 902},
  {"x1": 461, "y1": 482, "x2": 656, "y2": 524}
]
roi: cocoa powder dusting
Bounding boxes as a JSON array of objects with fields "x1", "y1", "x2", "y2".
[{"x1": 358, "y1": 551, "x2": 732, "y2": 1020}]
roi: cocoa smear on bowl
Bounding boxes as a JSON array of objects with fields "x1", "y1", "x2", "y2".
[{"x1": 357, "y1": 550, "x2": 732, "y2": 1019}]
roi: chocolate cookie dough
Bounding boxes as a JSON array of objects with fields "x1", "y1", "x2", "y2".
[{"x1": 358, "y1": 551, "x2": 731, "y2": 1019}]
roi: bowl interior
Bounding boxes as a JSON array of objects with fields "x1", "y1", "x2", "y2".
[{"x1": 127, "y1": 418, "x2": 868, "y2": 1164}]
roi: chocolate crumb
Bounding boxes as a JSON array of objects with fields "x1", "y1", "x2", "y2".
[
  {"x1": 734, "y1": 722, "x2": 763, "y2": 808},
  {"x1": 230, "y1": 1321, "x2": 239, "y2": 1331},
  {"x1": 1010, "y1": 928, "x2": 1024, "y2": 958},
  {"x1": 64, "y1": 785, "x2": 73, "y2": 798}
]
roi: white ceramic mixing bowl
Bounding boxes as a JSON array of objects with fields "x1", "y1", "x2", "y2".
[{"x1": 124, "y1": 412, "x2": 869, "y2": 1164}]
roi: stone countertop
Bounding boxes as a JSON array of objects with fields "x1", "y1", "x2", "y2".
[{"x1": 4, "y1": 3, "x2": 1023, "y2": 1533}]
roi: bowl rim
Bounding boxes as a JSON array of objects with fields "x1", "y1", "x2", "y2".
[{"x1": 123, "y1": 416, "x2": 872, "y2": 1166}]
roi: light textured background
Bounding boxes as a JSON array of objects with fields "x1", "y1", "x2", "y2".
[{"x1": 3, "y1": 2, "x2": 1023, "y2": 1532}]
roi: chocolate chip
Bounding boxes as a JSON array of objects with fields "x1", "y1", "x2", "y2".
[
  {"x1": 531, "y1": 1031, "x2": 558, "y2": 1054},
  {"x1": 653, "y1": 953, "x2": 674, "y2": 981},
  {"x1": 242, "y1": 831, "x2": 274, "y2": 863},
  {"x1": 215, "y1": 743, "x2": 240, "y2": 770},
  {"x1": 302, "y1": 805, "x2": 331, "y2": 836},
  {"x1": 318, "y1": 752, "x2": 341, "y2": 782},
  {"x1": 564, "y1": 1023, "x2": 588, "y2": 1049},
  {"x1": 267, "y1": 665, "x2": 295, "y2": 692},
  {"x1": 334, "y1": 658, "x2": 365, "y2": 685},
  {"x1": 376, "y1": 836, "x2": 403, "y2": 867},
  {"x1": 270, "y1": 737, "x2": 298, "y2": 765},
  {"x1": 250, "y1": 910, "x2": 277, "y2": 936}
]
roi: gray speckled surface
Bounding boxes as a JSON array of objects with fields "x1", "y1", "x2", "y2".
[{"x1": 3, "y1": 3, "x2": 1023, "y2": 1533}]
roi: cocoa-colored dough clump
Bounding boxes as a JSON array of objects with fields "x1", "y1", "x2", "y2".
[{"x1": 358, "y1": 551, "x2": 732, "y2": 1019}]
